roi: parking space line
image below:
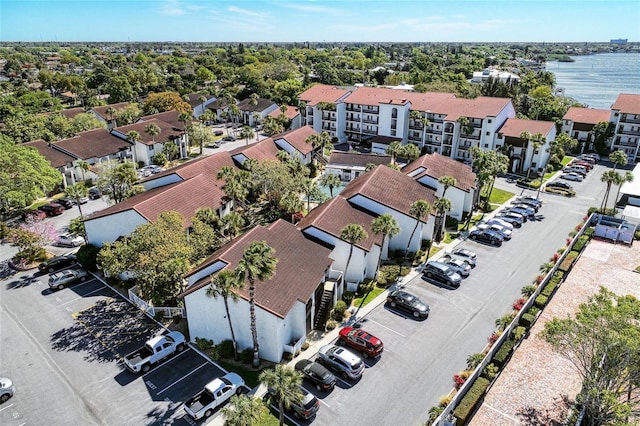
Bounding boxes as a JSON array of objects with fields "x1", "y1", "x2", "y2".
[
  {"x1": 318, "y1": 398, "x2": 331, "y2": 408},
  {"x1": 156, "y1": 360, "x2": 207, "y2": 395},
  {"x1": 0, "y1": 403, "x2": 15, "y2": 413},
  {"x1": 363, "y1": 318, "x2": 406, "y2": 338},
  {"x1": 56, "y1": 285, "x2": 107, "y2": 307}
]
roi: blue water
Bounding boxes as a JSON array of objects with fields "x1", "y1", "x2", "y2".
[
  {"x1": 306, "y1": 183, "x2": 347, "y2": 202},
  {"x1": 549, "y1": 52, "x2": 640, "y2": 109}
]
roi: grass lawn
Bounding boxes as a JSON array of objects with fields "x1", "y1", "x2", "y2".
[
  {"x1": 561, "y1": 156, "x2": 574, "y2": 166},
  {"x1": 217, "y1": 360, "x2": 266, "y2": 389},
  {"x1": 352, "y1": 286, "x2": 385, "y2": 308},
  {"x1": 489, "y1": 187, "x2": 514, "y2": 205}
]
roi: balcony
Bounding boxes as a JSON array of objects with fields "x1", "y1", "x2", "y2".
[
  {"x1": 362, "y1": 117, "x2": 378, "y2": 124},
  {"x1": 362, "y1": 106, "x2": 379, "y2": 114},
  {"x1": 620, "y1": 114, "x2": 640, "y2": 124},
  {"x1": 444, "y1": 124, "x2": 454, "y2": 133},
  {"x1": 408, "y1": 134, "x2": 422, "y2": 143},
  {"x1": 363, "y1": 128, "x2": 377, "y2": 135},
  {"x1": 443, "y1": 135, "x2": 453, "y2": 145},
  {"x1": 322, "y1": 124, "x2": 336, "y2": 131},
  {"x1": 346, "y1": 115, "x2": 361, "y2": 122},
  {"x1": 346, "y1": 105, "x2": 361, "y2": 112},
  {"x1": 618, "y1": 128, "x2": 640, "y2": 136}
]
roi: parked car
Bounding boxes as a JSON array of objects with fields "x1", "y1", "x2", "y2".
[
  {"x1": 294, "y1": 359, "x2": 336, "y2": 391},
  {"x1": 439, "y1": 257, "x2": 471, "y2": 277},
  {"x1": 48, "y1": 268, "x2": 89, "y2": 290},
  {"x1": 500, "y1": 208, "x2": 528, "y2": 222},
  {"x1": 213, "y1": 129, "x2": 224, "y2": 136},
  {"x1": 184, "y1": 373, "x2": 244, "y2": 420},
  {"x1": 0, "y1": 377, "x2": 15, "y2": 403},
  {"x1": 337, "y1": 326, "x2": 384, "y2": 358},
  {"x1": 469, "y1": 229, "x2": 504, "y2": 246},
  {"x1": 221, "y1": 135, "x2": 236, "y2": 142},
  {"x1": 55, "y1": 233, "x2": 85, "y2": 247},
  {"x1": 316, "y1": 344, "x2": 365, "y2": 380},
  {"x1": 88, "y1": 187, "x2": 102, "y2": 199},
  {"x1": 546, "y1": 181, "x2": 573, "y2": 190},
  {"x1": 38, "y1": 202, "x2": 65, "y2": 216},
  {"x1": 496, "y1": 212, "x2": 524, "y2": 227},
  {"x1": 124, "y1": 332, "x2": 186, "y2": 373},
  {"x1": 561, "y1": 172, "x2": 583, "y2": 182},
  {"x1": 23, "y1": 209, "x2": 47, "y2": 221},
  {"x1": 386, "y1": 290, "x2": 431, "y2": 319},
  {"x1": 423, "y1": 261, "x2": 463, "y2": 287},
  {"x1": 486, "y1": 217, "x2": 514, "y2": 231},
  {"x1": 265, "y1": 385, "x2": 320, "y2": 420},
  {"x1": 570, "y1": 160, "x2": 593, "y2": 171},
  {"x1": 56, "y1": 197, "x2": 75, "y2": 209},
  {"x1": 141, "y1": 165, "x2": 162, "y2": 175},
  {"x1": 545, "y1": 186, "x2": 576, "y2": 197},
  {"x1": 516, "y1": 196, "x2": 542, "y2": 208},
  {"x1": 563, "y1": 166, "x2": 586, "y2": 176},
  {"x1": 509, "y1": 204, "x2": 537, "y2": 218},
  {"x1": 38, "y1": 254, "x2": 77, "y2": 273},
  {"x1": 443, "y1": 247, "x2": 477, "y2": 267},
  {"x1": 477, "y1": 223, "x2": 512, "y2": 240}
]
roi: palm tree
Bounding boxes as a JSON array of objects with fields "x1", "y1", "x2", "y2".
[
  {"x1": 239, "y1": 125, "x2": 255, "y2": 146},
  {"x1": 259, "y1": 365, "x2": 302, "y2": 426},
  {"x1": 221, "y1": 394, "x2": 264, "y2": 426},
  {"x1": 278, "y1": 192, "x2": 304, "y2": 222},
  {"x1": 615, "y1": 171, "x2": 634, "y2": 205},
  {"x1": 519, "y1": 130, "x2": 531, "y2": 173},
  {"x1": 365, "y1": 162, "x2": 377, "y2": 172},
  {"x1": 300, "y1": 178, "x2": 319, "y2": 212},
  {"x1": 401, "y1": 143, "x2": 421, "y2": 162},
  {"x1": 144, "y1": 123, "x2": 161, "y2": 144},
  {"x1": 433, "y1": 197, "x2": 452, "y2": 244},
  {"x1": 236, "y1": 241, "x2": 277, "y2": 367},
  {"x1": 77, "y1": 160, "x2": 90, "y2": 182},
  {"x1": 65, "y1": 182, "x2": 88, "y2": 218},
  {"x1": 198, "y1": 95, "x2": 207, "y2": 116},
  {"x1": 305, "y1": 132, "x2": 332, "y2": 162},
  {"x1": 340, "y1": 224, "x2": 368, "y2": 287},
  {"x1": 527, "y1": 132, "x2": 545, "y2": 178},
  {"x1": 438, "y1": 175, "x2": 457, "y2": 198},
  {"x1": 221, "y1": 212, "x2": 245, "y2": 242},
  {"x1": 386, "y1": 141, "x2": 403, "y2": 165},
  {"x1": 405, "y1": 200, "x2": 432, "y2": 258},
  {"x1": 457, "y1": 116, "x2": 475, "y2": 151},
  {"x1": 609, "y1": 149, "x2": 628, "y2": 171},
  {"x1": 600, "y1": 170, "x2": 619, "y2": 210},
  {"x1": 371, "y1": 213, "x2": 401, "y2": 276},
  {"x1": 217, "y1": 166, "x2": 236, "y2": 182},
  {"x1": 105, "y1": 106, "x2": 116, "y2": 128},
  {"x1": 319, "y1": 173, "x2": 341, "y2": 198},
  {"x1": 229, "y1": 103, "x2": 241, "y2": 131},
  {"x1": 206, "y1": 270, "x2": 244, "y2": 360},
  {"x1": 276, "y1": 150, "x2": 291, "y2": 164}
]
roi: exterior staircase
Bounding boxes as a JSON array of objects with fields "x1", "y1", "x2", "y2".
[{"x1": 313, "y1": 283, "x2": 334, "y2": 330}]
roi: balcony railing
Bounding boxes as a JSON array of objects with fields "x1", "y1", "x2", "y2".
[
  {"x1": 621, "y1": 115, "x2": 640, "y2": 124},
  {"x1": 346, "y1": 105, "x2": 361, "y2": 112},
  {"x1": 618, "y1": 128, "x2": 640, "y2": 136},
  {"x1": 362, "y1": 107, "x2": 378, "y2": 114},
  {"x1": 362, "y1": 117, "x2": 379, "y2": 124},
  {"x1": 363, "y1": 128, "x2": 377, "y2": 135},
  {"x1": 444, "y1": 125, "x2": 454, "y2": 133}
]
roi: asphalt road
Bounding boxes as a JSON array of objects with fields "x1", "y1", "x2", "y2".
[{"x1": 308, "y1": 163, "x2": 610, "y2": 426}]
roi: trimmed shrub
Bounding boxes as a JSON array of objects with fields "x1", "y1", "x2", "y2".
[
  {"x1": 301, "y1": 342, "x2": 310, "y2": 351},
  {"x1": 521, "y1": 285, "x2": 537, "y2": 297},
  {"x1": 511, "y1": 326, "x2": 526, "y2": 341},
  {"x1": 583, "y1": 227, "x2": 595, "y2": 237},
  {"x1": 76, "y1": 243, "x2": 101, "y2": 271},
  {"x1": 534, "y1": 294, "x2": 549, "y2": 308},
  {"x1": 453, "y1": 377, "x2": 490, "y2": 424},
  {"x1": 445, "y1": 216, "x2": 459, "y2": 228},
  {"x1": 573, "y1": 235, "x2": 589, "y2": 252},
  {"x1": 326, "y1": 319, "x2": 337, "y2": 330},
  {"x1": 342, "y1": 291, "x2": 355, "y2": 305},
  {"x1": 558, "y1": 250, "x2": 579, "y2": 272},
  {"x1": 195, "y1": 337, "x2": 214, "y2": 351},
  {"x1": 541, "y1": 281, "x2": 557, "y2": 298},
  {"x1": 519, "y1": 313, "x2": 535, "y2": 328},
  {"x1": 331, "y1": 300, "x2": 348, "y2": 321},
  {"x1": 527, "y1": 306, "x2": 540, "y2": 317},
  {"x1": 215, "y1": 340, "x2": 235, "y2": 359},
  {"x1": 492, "y1": 338, "x2": 516, "y2": 368},
  {"x1": 482, "y1": 363, "x2": 499, "y2": 381}
]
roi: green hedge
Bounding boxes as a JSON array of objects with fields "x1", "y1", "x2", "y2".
[
  {"x1": 583, "y1": 227, "x2": 595, "y2": 237},
  {"x1": 453, "y1": 377, "x2": 490, "y2": 424},
  {"x1": 492, "y1": 338, "x2": 516, "y2": 368},
  {"x1": 541, "y1": 281, "x2": 557, "y2": 297},
  {"x1": 558, "y1": 250, "x2": 579, "y2": 272},
  {"x1": 534, "y1": 294, "x2": 548, "y2": 308},
  {"x1": 573, "y1": 235, "x2": 589, "y2": 252},
  {"x1": 519, "y1": 312, "x2": 535, "y2": 328}
]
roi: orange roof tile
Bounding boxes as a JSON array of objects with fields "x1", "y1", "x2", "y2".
[
  {"x1": 497, "y1": 118, "x2": 555, "y2": 138},
  {"x1": 611, "y1": 93, "x2": 640, "y2": 115},
  {"x1": 298, "y1": 84, "x2": 351, "y2": 106},
  {"x1": 273, "y1": 126, "x2": 317, "y2": 155},
  {"x1": 403, "y1": 153, "x2": 476, "y2": 192},
  {"x1": 563, "y1": 107, "x2": 610, "y2": 124},
  {"x1": 268, "y1": 105, "x2": 300, "y2": 120}
]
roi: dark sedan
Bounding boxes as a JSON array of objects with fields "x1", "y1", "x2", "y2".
[
  {"x1": 386, "y1": 290, "x2": 430, "y2": 319},
  {"x1": 295, "y1": 359, "x2": 337, "y2": 391},
  {"x1": 469, "y1": 229, "x2": 504, "y2": 247}
]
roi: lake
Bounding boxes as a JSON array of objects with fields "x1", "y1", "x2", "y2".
[{"x1": 549, "y1": 52, "x2": 640, "y2": 109}]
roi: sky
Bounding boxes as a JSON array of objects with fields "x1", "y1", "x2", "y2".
[{"x1": 1, "y1": 0, "x2": 639, "y2": 43}]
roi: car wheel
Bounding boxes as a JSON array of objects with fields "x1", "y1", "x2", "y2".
[
  {"x1": 204, "y1": 409, "x2": 213, "y2": 418},
  {"x1": 49, "y1": 267, "x2": 55, "y2": 273},
  {"x1": 341, "y1": 371, "x2": 349, "y2": 380},
  {"x1": 447, "y1": 281, "x2": 453, "y2": 287},
  {"x1": 336, "y1": 339, "x2": 344, "y2": 346},
  {"x1": 141, "y1": 363, "x2": 150, "y2": 373},
  {"x1": 80, "y1": 276, "x2": 87, "y2": 282},
  {"x1": 426, "y1": 271, "x2": 433, "y2": 278},
  {"x1": 413, "y1": 311, "x2": 420, "y2": 318},
  {"x1": 57, "y1": 284, "x2": 64, "y2": 290},
  {"x1": 236, "y1": 387, "x2": 242, "y2": 395},
  {"x1": 0, "y1": 393, "x2": 9, "y2": 403},
  {"x1": 390, "y1": 301, "x2": 397, "y2": 308},
  {"x1": 176, "y1": 344, "x2": 184, "y2": 352}
]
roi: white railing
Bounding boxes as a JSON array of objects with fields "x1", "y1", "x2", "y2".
[
  {"x1": 128, "y1": 286, "x2": 186, "y2": 318},
  {"x1": 283, "y1": 335, "x2": 306, "y2": 355}
]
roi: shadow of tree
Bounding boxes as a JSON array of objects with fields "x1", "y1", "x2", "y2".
[
  {"x1": 147, "y1": 401, "x2": 195, "y2": 425},
  {"x1": 516, "y1": 394, "x2": 572, "y2": 426}
]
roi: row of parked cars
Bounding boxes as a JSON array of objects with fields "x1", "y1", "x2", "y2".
[{"x1": 561, "y1": 153, "x2": 599, "y2": 182}]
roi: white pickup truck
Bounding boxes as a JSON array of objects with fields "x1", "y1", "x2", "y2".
[
  {"x1": 124, "y1": 331, "x2": 186, "y2": 373},
  {"x1": 184, "y1": 373, "x2": 244, "y2": 420}
]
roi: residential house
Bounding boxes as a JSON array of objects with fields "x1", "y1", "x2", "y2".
[
  {"x1": 268, "y1": 105, "x2": 302, "y2": 131},
  {"x1": 59, "y1": 107, "x2": 86, "y2": 120},
  {"x1": 471, "y1": 68, "x2": 521, "y2": 84},
  {"x1": 561, "y1": 106, "x2": 611, "y2": 153},
  {"x1": 91, "y1": 102, "x2": 131, "y2": 129},
  {"x1": 237, "y1": 97, "x2": 279, "y2": 127},
  {"x1": 183, "y1": 93, "x2": 217, "y2": 118},
  {"x1": 325, "y1": 151, "x2": 392, "y2": 182},
  {"x1": 179, "y1": 219, "x2": 334, "y2": 363},
  {"x1": 404, "y1": 153, "x2": 477, "y2": 220},
  {"x1": 495, "y1": 118, "x2": 556, "y2": 174},
  {"x1": 272, "y1": 126, "x2": 317, "y2": 164},
  {"x1": 23, "y1": 139, "x2": 75, "y2": 188},
  {"x1": 228, "y1": 136, "x2": 280, "y2": 167},
  {"x1": 111, "y1": 116, "x2": 187, "y2": 165},
  {"x1": 609, "y1": 93, "x2": 640, "y2": 163},
  {"x1": 205, "y1": 98, "x2": 230, "y2": 123}
]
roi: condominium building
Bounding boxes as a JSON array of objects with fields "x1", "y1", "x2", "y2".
[
  {"x1": 609, "y1": 93, "x2": 640, "y2": 163},
  {"x1": 561, "y1": 106, "x2": 611, "y2": 153}
]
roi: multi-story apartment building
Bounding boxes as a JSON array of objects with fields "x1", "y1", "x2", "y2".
[
  {"x1": 298, "y1": 84, "x2": 517, "y2": 165},
  {"x1": 561, "y1": 106, "x2": 611, "y2": 154},
  {"x1": 609, "y1": 93, "x2": 640, "y2": 163}
]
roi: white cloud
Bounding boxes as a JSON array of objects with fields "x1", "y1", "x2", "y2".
[
  {"x1": 160, "y1": 0, "x2": 186, "y2": 16},
  {"x1": 278, "y1": 2, "x2": 345, "y2": 16},
  {"x1": 227, "y1": 5, "x2": 264, "y2": 18}
]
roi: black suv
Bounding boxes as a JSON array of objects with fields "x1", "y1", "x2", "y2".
[
  {"x1": 265, "y1": 385, "x2": 320, "y2": 420},
  {"x1": 423, "y1": 261, "x2": 462, "y2": 288},
  {"x1": 38, "y1": 254, "x2": 77, "y2": 273},
  {"x1": 295, "y1": 359, "x2": 336, "y2": 391}
]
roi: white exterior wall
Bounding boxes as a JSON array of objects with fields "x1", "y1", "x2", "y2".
[
  {"x1": 335, "y1": 103, "x2": 347, "y2": 143},
  {"x1": 85, "y1": 210, "x2": 148, "y2": 247},
  {"x1": 378, "y1": 103, "x2": 410, "y2": 140},
  {"x1": 274, "y1": 139, "x2": 312, "y2": 165}
]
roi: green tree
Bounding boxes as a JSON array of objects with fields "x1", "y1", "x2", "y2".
[
  {"x1": 319, "y1": 173, "x2": 341, "y2": 198},
  {"x1": 95, "y1": 161, "x2": 143, "y2": 204},
  {"x1": 305, "y1": 131, "x2": 333, "y2": 162},
  {"x1": 189, "y1": 122, "x2": 214, "y2": 155},
  {"x1": 69, "y1": 112, "x2": 106, "y2": 134},
  {"x1": 162, "y1": 141, "x2": 180, "y2": 162},
  {"x1": 68, "y1": 217, "x2": 86, "y2": 239},
  {"x1": 371, "y1": 213, "x2": 401, "y2": 275},
  {"x1": 64, "y1": 183, "x2": 89, "y2": 218},
  {"x1": 609, "y1": 150, "x2": 628, "y2": 171},
  {"x1": 540, "y1": 287, "x2": 640, "y2": 426},
  {"x1": 239, "y1": 125, "x2": 255, "y2": 146},
  {"x1": 236, "y1": 241, "x2": 277, "y2": 367},
  {"x1": 300, "y1": 178, "x2": 322, "y2": 212},
  {"x1": 97, "y1": 211, "x2": 192, "y2": 305},
  {"x1": 144, "y1": 122, "x2": 161, "y2": 144},
  {"x1": 340, "y1": 224, "x2": 368, "y2": 286},
  {"x1": 221, "y1": 394, "x2": 265, "y2": 426},
  {"x1": 207, "y1": 270, "x2": 244, "y2": 360},
  {"x1": 141, "y1": 91, "x2": 192, "y2": 115},
  {"x1": 600, "y1": 170, "x2": 619, "y2": 211},
  {"x1": 433, "y1": 197, "x2": 452, "y2": 244},
  {"x1": 401, "y1": 143, "x2": 421, "y2": 162},
  {"x1": 615, "y1": 171, "x2": 634, "y2": 206},
  {"x1": 220, "y1": 212, "x2": 245, "y2": 242},
  {"x1": 0, "y1": 136, "x2": 61, "y2": 218},
  {"x1": 406, "y1": 200, "x2": 432, "y2": 258},
  {"x1": 386, "y1": 141, "x2": 403, "y2": 165},
  {"x1": 438, "y1": 175, "x2": 457, "y2": 198},
  {"x1": 278, "y1": 192, "x2": 304, "y2": 222},
  {"x1": 259, "y1": 365, "x2": 303, "y2": 426}
]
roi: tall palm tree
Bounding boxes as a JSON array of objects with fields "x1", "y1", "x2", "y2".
[
  {"x1": 259, "y1": 365, "x2": 302, "y2": 426},
  {"x1": 371, "y1": 213, "x2": 401, "y2": 276},
  {"x1": 305, "y1": 132, "x2": 332, "y2": 162},
  {"x1": 438, "y1": 175, "x2": 457, "y2": 198},
  {"x1": 105, "y1": 106, "x2": 116, "y2": 128},
  {"x1": 300, "y1": 178, "x2": 319, "y2": 212},
  {"x1": 386, "y1": 141, "x2": 403, "y2": 165},
  {"x1": 236, "y1": 241, "x2": 277, "y2": 367},
  {"x1": 221, "y1": 212, "x2": 245, "y2": 242},
  {"x1": 433, "y1": 197, "x2": 452, "y2": 244},
  {"x1": 65, "y1": 182, "x2": 88, "y2": 218},
  {"x1": 198, "y1": 95, "x2": 207, "y2": 116},
  {"x1": 340, "y1": 224, "x2": 368, "y2": 287},
  {"x1": 405, "y1": 200, "x2": 432, "y2": 258},
  {"x1": 319, "y1": 173, "x2": 341, "y2": 198},
  {"x1": 519, "y1": 130, "x2": 531, "y2": 173},
  {"x1": 276, "y1": 150, "x2": 291, "y2": 164},
  {"x1": 600, "y1": 170, "x2": 619, "y2": 210},
  {"x1": 144, "y1": 123, "x2": 161, "y2": 144},
  {"x1": 77, "y1": 160, "x2": 90, "y2": 182},
  {"x1": 527, "y1": 132, "x2": 545, "y2": 178},
  {"x1": 221, "y1": 394, "x2": 264, "y2": 426},
  {"x1": 609, "y1": 149, "x2": 628, "y2": 171},
  {"x1": 402, "y1": 143, "x2": 421, "y2": 162},
  {"x1": 206, "y1": 270, "x2": 244, "y2": 360},
  {"x1": 239, "y1": 125, "x2": 255, "y2": 146},
  {"x1": 229, "y1": 104, "x2": 241, "y2": 130},
  {"x1": 615, "y1": 171, "x2": 634, "y2": 205},
  {"x1": 217, "y1": 166, "x2": 236, "y2": 182}
]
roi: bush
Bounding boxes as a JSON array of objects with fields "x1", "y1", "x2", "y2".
[
  {"x1": 326, "y1": 319, "x2": 337, "y2": 330},
  {"x1": 342, "y1": 291, "x2": 355, "y2": 305},
  {"x1": 453, "y1": 377, "x2": 490, "y2": 424},
  {"x1": 519, "y1": 313, "x2": 535, "y2": 328},
  {"x1": 492, "y1": 338, "x2": 516, "y2": 368},
  {"x1": 331, "y1": 300, "x2": 348, "y2": 321},
  {"x1": 215, "y1": 340, "x2": 235, "y2": 359},
  {"x1": 527, "y1": 306, "x2": 540, "y2": 317},
  {"x1": 573, "y1": 235, "x2": 589, "y2": 252},
  {"x1": 583, "y1": 227, "x2": 595, "y2": 237},
  {"x1": 466, "y1": 352, "x2": 485, "y2": 370},
  {"x1": 482, "y1": 363, "x2": 499, "y2": 381},
  {"x1": 301, "y1": 342, "x2": 310, "y2": 351},
  {"x1": 195, "y1": 337, "x2": 214, "y2": 351},
  {"x1": 521, "y1": 285, "x2": 537, "y2": 297},
  {"x1": 239, "y1": 348, "x2": 253, "y2": 365},
  {"x1": 558, "y1": 250, "x2": 578, "y2": 272},
  {"x1": 76, "y1": 244, "x2": 101, "y2": 271},
  {"x1": 534, "y1": 294, "x2": 548, "y2": 308},
  {"x1": 512, "y1": 326, "x2": 526, "y2": 341},
  {"x1": 445, "y1": 216, "x2": 459, "y2": 228},
  {"x1": 541, "y1": 280, "x2": 558, "y2": 297}
]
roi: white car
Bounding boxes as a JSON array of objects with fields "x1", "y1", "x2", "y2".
[
  {"x1": 0, "y1": 377, "x2": 15, "y2": 403},
  {"x1": 440, "y1": 257, "x2": 471, "y2": 277},
  {"x1": 443, "y1": 248, "x2": 477, "y2": 267},
  {"x1": 486, "y1": 217, "x2": 514, "y2": 231},
  {"x1": 561, "y1": 172, "x2": 583, "y2": 182},
  {"x1": 56, "y1": 233, "x2": 85, "y2": 247},
  {"x1": 478, "y1": 223, "x2": 512, "y2": 240}
]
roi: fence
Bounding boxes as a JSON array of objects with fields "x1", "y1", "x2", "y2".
[
  {"x1": 432, "y1": 213, "x2": 593, "y2": 425},
  {"x1": 128, "y1": 286, "x2": 186, "y2": 319}
]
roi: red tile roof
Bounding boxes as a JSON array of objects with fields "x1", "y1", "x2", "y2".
[
  {"x1": 24, "y1": 139, "x2": 76, "y2": 168},
  {"x1": 340, "y1": 165, "x2": 437, "y2": 217},
  {"x1": 273, "y1": 126, "x2": 317, "y2": 155},
  {"x1": 85, "y1": 173, "x2": 226, "y2": 227},
  {"x1": 298, "y1": 196, "x2": 383, "y2": 251},
  {"x1": 140, "y1": 110, "x2": 187, "y2": 129},
  {"x1": 497, "y1": 118, "x2": 555, "y2": 138},
  {"x1": 403, "y1": 153, "x2": 476, "y2": 192},
  {"x1": 181, "y1": 219, "x2": 333, "y2": 318},
  {"x1": 268, "y1": 105, "x2": 299, "y2": 120},
  {"x1": 229, "y1": 138, "x2": 280, "y2": 162},
  {"x1": 92, "y1": 102, "x2": 131, "y2": 119},
  {"x1": 437, "y1": 96, "x2": 513, "y2": 121},
  {"x1": 298, "y1": 84, "x2": 351, "y2": 106},
  {"x1": 328, "y1": 152, "x2": 391, "y2": 168},
  {"x1": 60, "y1": 107, "x2": 86, "y2": 120},
  {"x1": 563, "y1": 107, "x2": 610, "y2": 124},
  {"x1": 148, "y1": 151, "x2": 237, "y2": 182},
  {"x1": 114, "y1": 118, "x2": 183, "y2": 146},
  {"x1": 53, "y1": 128, "x2": 132, "y2": 160},
  {"x1": 345, "y1": 86, "x2": 413, "y2": 106},
  {"x1": 611, "y1": 93, "x2": 640, "y2": 115}
]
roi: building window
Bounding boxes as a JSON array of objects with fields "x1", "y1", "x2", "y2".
[
  {"x1": 484, "y1": 144, "x2": 489, "y2": 148},
  {"x1": 148, "y1": 145, "x2": 153, "y2": 151},
  {"x1": 486, "y1": 131, "x2": 490, "y2": 136},
  {"x1": 488, "y1": 119, "x2": 492, "y2": 123}
]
